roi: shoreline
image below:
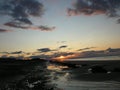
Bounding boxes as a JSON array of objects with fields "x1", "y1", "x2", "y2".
[{"x1": 64, "y1": 60, "x2": 120, "y2": 65}]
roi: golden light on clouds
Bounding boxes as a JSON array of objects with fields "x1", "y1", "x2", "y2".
[
  {"x1": 52, "y1": 53, "x2": 79, "y2": 62},
  {"x1": 59, "y1": 56, "x2": 65, "y2": 59},
  {"x1": 52, "y1": 55, "x2": 66, "y2": 62}
]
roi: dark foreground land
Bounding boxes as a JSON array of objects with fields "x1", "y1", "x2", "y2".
[
  {"x1": 0, "y1": 58, "x2": 57, "y2": 90},
  {"x1": 50, "y1": 59, "x2": 120, "y2": 81},
  {"x1": 0, "y1": 58, "x2": 120, "y2": 90},
  {"x1": 63, "y1": 60, "x2": 120, "y2": 81}
]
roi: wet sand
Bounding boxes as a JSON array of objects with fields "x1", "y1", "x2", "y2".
[
  {"x1": 48, "y1": 60, "x2": 120, "y2": 90},
  {"x1": 0, "y1": 59, "x2": 120, "y2": 90}
]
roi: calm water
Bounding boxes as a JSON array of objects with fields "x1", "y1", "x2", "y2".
[
  {"x1": 68, "y1": 56, "x2": 120, "y2": 61},
  {"x1": 47, "y1": 56, "x2": 120, "y2": 90},
  {"x1": 47, "y1": 64, "x2": 120, "y2": 90}
]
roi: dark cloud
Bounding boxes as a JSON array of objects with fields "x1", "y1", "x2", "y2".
[
  {"x1": 4, "y1": 22, "x2": 30, "y2": 29},
  {"x1": 4, "y1": 22, "x2": 56, "y2": 31},
  {"x1": 37, "y1": 25, "x2": 56, "y2": 31},
  {"x1": 15, "y1": 18, "x2": 32, "y2": 25},
  {"x1": 29, "y1": 52, "x2": 75, "y2": 59},
  {"x1": 37, "y1": 48, "x2": 52, "y2": 53},
  {"x1": 59, "y1": 52, "x2": 74, "y2": 57},
  {"x1": 0, "y1": 0, "x2": 44, "y2": 24},
  {"x1": 29, "y1": 25, "x2": 56, "y2": 31},
  {"x1": 0, "y1": 28, "x2": 12, "y2": 33},
  {"x1": 77, "y1": 47, "x2": 96, "y2": 51},
  {"x1": 0, "y1": 51, "x2": 23, "y2": 55},
  {"x1": 29, "y1": 54, "x2": 52, "y2": 59},
  {"x1": 11, "y1": 51, "x2": 23, "y2": 54},
  {"x1": 51, "y1": 52, "x2": 75, "y2": 58},
  {"x1": 117, "y1": 19, "x2": 120, "y2": 24},
  {"x1": 1, "y1": 0, "x2": 56, "y2": 31},
  {"x1": 0, "y1": 52, "x2": 9, "y2": 54},
  {"x1": 67, "y1": 0, "x2": 120, "y2": 21},
  {"x1": 76, "y1": 48, "x2": 120, "y2": 58},
  {"x1": 59, "y1": 45, "x2": 68, "y2": 49}
]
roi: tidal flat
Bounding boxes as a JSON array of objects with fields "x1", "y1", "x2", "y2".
[{"x1": 0, "y1": 58, "x2": 120, "y2": 90}]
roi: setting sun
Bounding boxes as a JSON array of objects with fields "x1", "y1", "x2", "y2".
[
  {"x1": 59, "y1": 56, "x2": 65, "y2": 59},
  {"x1": 52, "y1": 55, "x2": 67, "y2": 62}
]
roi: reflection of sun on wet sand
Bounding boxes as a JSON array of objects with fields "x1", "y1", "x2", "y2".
[{"x1": 47, "y1": 64, "x2": 68, "y2": 71}]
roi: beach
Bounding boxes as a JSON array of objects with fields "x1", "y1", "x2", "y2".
[{"x1": 0, "y1": 57, "x2": 120, "y2": 90}]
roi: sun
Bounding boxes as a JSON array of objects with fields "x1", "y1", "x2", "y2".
[
  {"x1": 59, "y1": 56, "x2": 65, "y2": 59},
  {"x1": 52, "y1": 55, "x2": 66, "y2": 62},
  {"x1": 57, "y1": 55, "x2": 67, "y2": 62}
]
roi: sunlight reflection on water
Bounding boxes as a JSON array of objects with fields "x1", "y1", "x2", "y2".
[{"x1": 47, "y1": 64, "x2": 69, "y2": 71}]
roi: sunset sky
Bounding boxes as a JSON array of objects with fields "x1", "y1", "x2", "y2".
[{"x1": 0, "y1": 0, "x2": 120, "y2": 59}]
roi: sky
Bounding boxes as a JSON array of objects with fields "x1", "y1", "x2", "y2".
[{"x1": 0, "y1": 0, "x2": 120, "y2": 59}]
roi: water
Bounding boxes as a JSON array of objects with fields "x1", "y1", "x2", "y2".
[
  {"x1": 47, "y1": 56, "x2": 120, "y2": 90},
  {"x1": 68, "y1": 56, "x2": 120, "y2": 61},
  {"x1": 47, "y1": 64, "x2": 120, "y2": 90}
]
